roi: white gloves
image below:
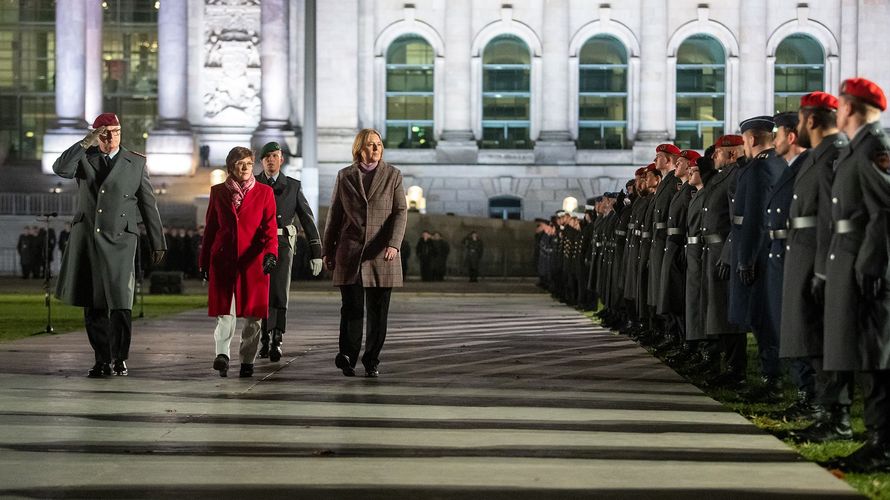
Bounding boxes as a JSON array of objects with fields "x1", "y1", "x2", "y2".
[{"x1": 310, "y1": 258, "x2": 323, "y2": 276}]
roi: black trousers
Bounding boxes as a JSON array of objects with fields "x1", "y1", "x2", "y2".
[
  {"x1": 812, "y1": 357, "x2": 854, "y2": 407},
  {"x1": 721, "y1": 332, "x2": 747, "y2": 374},
  {"x1": 338, "y1": 283, "x2": 392, "y2": 370},
  {"x1": 862, "y1": 370, "x2": 890, "y2": 437},
  {"x1": 84, "y1": 308, "x2": 132, "y2": 363}
]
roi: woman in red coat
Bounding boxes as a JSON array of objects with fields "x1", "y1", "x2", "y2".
[{"x1": 199, "y1": 146, "x2": 278, "y2": 378}]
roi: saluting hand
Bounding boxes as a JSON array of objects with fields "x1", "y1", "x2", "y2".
[{"x1": 80, "y1": 126, "x2": 106, "y2": 149}]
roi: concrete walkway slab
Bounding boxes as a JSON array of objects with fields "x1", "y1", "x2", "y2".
[{"x1": 0, "y1": 292, "x2": 861, "y2": 498}]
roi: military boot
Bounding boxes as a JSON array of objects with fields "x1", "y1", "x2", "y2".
[
  {"x1": 823, "y1": 432, "x2": 890, "y2": 473},
  {"x1": 789, "y1": 405, "x2": 853, "y2": 443},
  {"x1": 269, "y1": 329, "x2": 283, "y2": 362},
  {"x1": 258, "y1": 330, "x2": 270, "y2": 359}
]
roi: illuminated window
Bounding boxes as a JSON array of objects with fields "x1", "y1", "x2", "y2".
[
  {"x1": 578, "y1": 35, "x2": 628, "y2": 150},
  {"x1": 774, "y1": 34, "x2": 824, "y2": 113},
  {"x1": 675, "y1": 35, "x2": 725, "y2": 150},
  {"x1": 481, "y1": 35, "x2": 531, "y2": 149},
  {"x1": 385, "y1": 35, "x2": 435, "y2": 149},
  {"x1": 489, "y1": 195, "x2": 522, "y2": 220}
]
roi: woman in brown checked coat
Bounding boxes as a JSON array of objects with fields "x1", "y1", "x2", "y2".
[{"x1": 323, "y1": 129, "x2": 407, "y2": 378}]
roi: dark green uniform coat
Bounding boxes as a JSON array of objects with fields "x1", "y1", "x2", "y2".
[{"x1": 53, "y1": 142, "x2": 166, "y2": 310}]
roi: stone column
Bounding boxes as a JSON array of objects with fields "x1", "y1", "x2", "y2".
[
  {"x1": 146, "y1": 0, "x2": 196, "y2": 175},
  {"x1": 84, "y1": 0, "x2": 102, "y2": 123},
  {"x1": 41, "y1": 0, "x2": 87, "y2": 173},
  {"x1": 632, "y1": 0, "x2": 669, "y2": 163},
  {"x1": 300, "y1": 0, "x2": 319, "y2": 216},
  {"x1": 739, "y1": 0, "x2": 767, "y2": 118},
  {"x1": 252, "y1": 0, "x2": 297, "y2": 153},
  {"x1": 534, "y1": 0, "x2": 575, "y2": 164},
  {"x1": 435, "y1": 0, "x2": 477, "y2": 163}
]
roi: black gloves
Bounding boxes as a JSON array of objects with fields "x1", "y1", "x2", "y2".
[
  {"x1": 262, "y1": 253, "x2": 277, "y2": 275},
  {"x1": 738, "y1": 265, "x2": 755, "y2": 286},
  {"x1": 200, "y1": 269, "x2": 209, "y2": 282},
  {"x1": 715, "y1": 262, "x2": 730, "y2": 281},
  {"x1": 810, "y1": 275, "x2": 825, "y2": 307},
  {"x1": 861, "y1": 274, "x2": 885, "y2": 301}
]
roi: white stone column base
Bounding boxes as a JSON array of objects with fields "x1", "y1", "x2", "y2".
[
  {"x1": 42, "y1": 129, "x2": 86, "y2": 174},
  {"x1": 435, "y1": 130, "x2": 478, "y2": 163},
  {"x1": 146, "y1": 131, "x2": 197, "y2": 176},
  {"x1": 533, "y1": 141, "x2": 577, "y2": 165}
]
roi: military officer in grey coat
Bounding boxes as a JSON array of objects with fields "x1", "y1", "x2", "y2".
[
  {"x1": 53, "y1": 113, "x2": 166, "y2": 378},
  {"x1": 782, "y1": 92, "x2": 853, "y2": 442},
  {"x1": 255, "y1": 142, "x2": 323, "y2": 362},
  {"x1": 821, "y1": 79, "x2": 890, "y2": 473},
  {"x1": 700, "y1": 135, "x2": 748, "y2": 387}
]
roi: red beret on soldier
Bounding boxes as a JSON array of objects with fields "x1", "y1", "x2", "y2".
[
  {"x1": 840, "y1": 77, "x2": 887, "y2": 111},
  {"x1": 800, "y1": 91, "x2": 839, "y2": 111},
  {"x1": 680, "y1": 149, "x2": 702, "y2": 165},
  {"x1": 656, "y1": 143, "x2": 681, "y2": 156},
  {"x1": 714, "y1": 134, "x2": 744, "y2": 148},
  {"x1": 91, "y1": 112, "x2": 120, "y2": 129},
  {"x1": 635, "y1": 167, "x2": 647, "y2": 177},
  {"x1": 645, "y1": 162, "x2": 658, "y2": 173}
]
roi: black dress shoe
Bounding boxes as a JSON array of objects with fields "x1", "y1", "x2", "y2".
[
  {"x1": 112, "y1": 360, "x2": 128, "y2": 376},
  {"x1": 239, "y1": 363, "x2": 254, "y2": 378},
  {"x1": 269, "y1": 330, "x2": 283, "y2": 362},
  {"x1": 87, "y1": 363, "x2": 111, "y2": 378},
  {"x1": 822, "y1": 435, "x2": 890, "y2": 472},
  {"x1": 365, "y1": 367, "x2": 379, "y2": 378},
  {"x1": 258, "y1": 344, "x2": 270, "y2": 359},
  {"x1": 335, "y1": 353, "x2": 355, "y2": 377},
  {"x1": 213, "y1": 354, "x2": 229, "y2": 377}
]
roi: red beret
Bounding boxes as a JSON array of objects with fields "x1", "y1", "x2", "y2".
[
  {"x1": 714, "y1": 135, "x2": 744, "y2": 148},
  {"x1": 645, "y1": 162, "x2": 657, "y2": 173},
  {"x1": 800, "y1": 91, "x2": 838, "y2": 111},
  {"x1": 656, "y1": 144, "x2": 681, "y2": 156},
  {"x1": 680, "y1": 150, "x2": 702, "y2": 164},
  {"x1": 91, "y1": 113, "x2": 120, "y2": 129},
  {"x1": 841, "y1": 78, "x2": 887, "y2": 111},
  {"x1": 634, "y1": 167, "x2": 646, "y2": 177}
]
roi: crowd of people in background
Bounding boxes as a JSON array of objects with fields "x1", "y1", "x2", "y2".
[
  {"x1": 534, "y1": 80, "x2": 890, "y2": 474},
  {"x1": 408, "y1": 230, "x2": 484, "y2": 282},
  {"x1": 16, "y1": 224, "x2": 66, "y2": 279}
]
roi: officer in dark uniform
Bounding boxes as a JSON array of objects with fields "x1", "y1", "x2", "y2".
[
  {"x1": 256, "y1": 142, "x2": 323, "y2": 362},
  {"x1": 781, "y1": 92, "x2": 852, "y2": 440},
  {"x1": 658, "y1": 149, "x2": 698, "y2": 359},
  {"x1": 762, "y1": 112, "x2": 811, "y2": 403},
  {"x1": 601, "y1": 183, "x2": 634, "y2": 329},
  {"x1": 580, "y1": 201, "x2": 600, "y2": 308},
  {"x1": 700, "y1": 135, "x2": 748, "y2": 387},
  {"x1": 682, "y1": 150, "x2": 718, "y2": 372},
  {"x1": 647, "y1": 144, "x2": 682, "y2": 347},
  {"x1": 635, "y1": 164, "x2": 661, "y2": 342},
  {"x1": 622, "y1": 167, "x2": 652, "y2": 337},
  {"x1": 728, "y1": 116, "x2": 787, "y2": 395},
  {"x1": 821, "y1": 79, "x2": 890, "y2": 473}
]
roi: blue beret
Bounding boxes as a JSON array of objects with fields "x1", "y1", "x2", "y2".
[
  {"x1": 740, "y1": 116, "x2": 775, "y2": 133},
  {"x1": 773, "y1": 111, "x2": 798, "y2": 130}
]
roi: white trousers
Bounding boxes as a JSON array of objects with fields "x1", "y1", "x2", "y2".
[{"x1": 213, "y1": 295, "x2": 262, "y2": 364}]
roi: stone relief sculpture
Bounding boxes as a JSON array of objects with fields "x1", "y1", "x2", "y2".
[{"x1": 202, "y1": 0, "x2": 261, "y2": 126}]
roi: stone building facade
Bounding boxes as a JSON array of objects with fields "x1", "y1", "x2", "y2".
[{"x1": 23, "y1": 0, "x2": 890, "y2": 220}]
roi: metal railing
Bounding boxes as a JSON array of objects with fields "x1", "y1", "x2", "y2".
[{"x1": 0, "y1": 193, "x2": 77, "y2": 215}]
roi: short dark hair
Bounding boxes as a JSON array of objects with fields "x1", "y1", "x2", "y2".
[
  {"x1": 225, "y1": 146, "x2": 253, "y2": 176},
  {"x1": 801, "y1": 106, "x2": 837, "y2": 130}
]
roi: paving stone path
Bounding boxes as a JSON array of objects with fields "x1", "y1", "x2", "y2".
[{"x1": 0, "y1": 291, "x2": 860, "y2": 498}]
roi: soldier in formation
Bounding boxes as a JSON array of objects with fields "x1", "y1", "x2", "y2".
[{"x1": 535, "y1": 78, "x2": 890, "y2": 473}]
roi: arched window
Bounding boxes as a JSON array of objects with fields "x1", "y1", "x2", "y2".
[
  {"x1": 578, "y1": 35, "x2": 628, "y2": 150},
  {"x1": 489, "y1": 195, "x2": 522, "y2": 220},
  {"x1": 385, "y1": 35, "x2": 435, "y2": 149},
  {"x1": 481, "y1": 35, "x2": 531, "y2": 149},
  {"x1": 675, "y1": 35, "x2": 725, "y2": 150},
  {"x1": 774, "y1": 34, "x2": 824, "y2": 113}
]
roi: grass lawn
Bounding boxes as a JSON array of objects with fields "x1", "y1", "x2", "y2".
[{"x1": 0, "y1": 294, "x2": 207, "y2": 343}]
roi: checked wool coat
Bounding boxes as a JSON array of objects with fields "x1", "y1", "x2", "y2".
[{"x1": 323, "y1": 161, "x2": 408, "y2": 288}]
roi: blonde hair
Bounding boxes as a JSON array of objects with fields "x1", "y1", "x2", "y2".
[{"x1": 352, "y1": 128, "x2": 383, "y2": 163}]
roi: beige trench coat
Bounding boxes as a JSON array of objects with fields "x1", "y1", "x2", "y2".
[{"x1": 323, "y1": 161, "x2": 407, "y2": 287}]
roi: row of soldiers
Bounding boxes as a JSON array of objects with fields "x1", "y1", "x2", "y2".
[
  {"x1": 17, "y1": 225, "x2": 66, "y2": 279},
  {"x1": 537, "y1": 78, "x2": 890, "y2": 474}
]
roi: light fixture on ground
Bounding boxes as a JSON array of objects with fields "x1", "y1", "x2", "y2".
[
  {"x1": 209, "y1": 169, "x2": 226, "y2": 186},
  {"x1": 406, "y1": 185, "x2": 426, "y2": 213}
]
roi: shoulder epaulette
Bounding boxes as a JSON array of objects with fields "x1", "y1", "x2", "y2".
[{"x1": 130, "y1": 151, "x2": 146, "y2": 158}]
